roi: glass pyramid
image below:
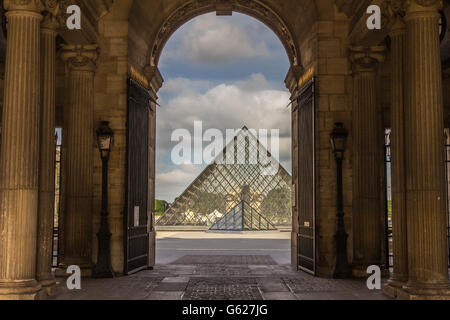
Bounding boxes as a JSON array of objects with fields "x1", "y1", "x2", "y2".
[
  {"x1": 209, "y1": 201, "x2": 277, "y2": 231},
  {"x1": 156, "y1": 127, "x2": 292, "y2": 227}
]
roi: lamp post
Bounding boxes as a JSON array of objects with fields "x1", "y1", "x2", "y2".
[
  {"x1": 330, "y1": 122, "x2": 351, "y2": 278},
  {"x1": 92, "y1": 121, "x2": 115, "y2": 278}
]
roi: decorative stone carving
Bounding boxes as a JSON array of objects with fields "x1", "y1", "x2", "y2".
[
  {"x1": 42, "y1": 0, "x2": 61, "y2": 30},
  {"x1": 149, "y1": 0, "x2": 300, "y2": 67},
  {"x1": 60, "y1": 44, "x2": 99, "y2": 71},
  {"x1": 350, "y1": 46, "x2": 386, "y2": 72}
]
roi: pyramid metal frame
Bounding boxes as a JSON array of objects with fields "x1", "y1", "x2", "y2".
[
  {"x1": 156, "y1": 127, "x2": 292, "y2": 227},
  {"x1": 209, "y1": 200, "x2": 277, "y2": 231}
]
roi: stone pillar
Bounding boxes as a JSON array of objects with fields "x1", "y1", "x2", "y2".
[
  {"x1": 386, "y1": 16, "x2": 409, "y2": 293},
  {"x1": 401, "y1": 0, "x2": 450, "y2": 298},
  {"x1": 59, "y1": 44, "x2": 98, "y2": 273},
  {"x1": 0, "y1": 1, "x2": 43, "y2": 299},
  {"x1": 36, "y1": 10, "x2": 59, "y2": 294},
  {"x1": 350, "y1": 46, "x2": 385, "y2": 277}
]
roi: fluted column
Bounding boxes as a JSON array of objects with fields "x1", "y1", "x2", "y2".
[
  {"x1": 0, "y1": 0, "x2": 43, "y2": 299},
  {"x1": 350, "y1": 46, "x2": 386, "y2": 277},
  {"x1": 36, "y1": 9, "x2": 59, "y2": 293},
  {"x1": 402, "y1": 0, "x2": 450, "y2": 297},
  {"x1": 59, "y1": 44, "x2": 98, "y2": 273},
  {"x1": 387, "y1": 16, "x2": 409, "y2": 289}
]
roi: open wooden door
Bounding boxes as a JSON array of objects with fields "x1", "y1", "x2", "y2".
[
  {"x1": 292, "y1": 78, "x2": 317, "y2": 275},
  {"x1": 124, "y1": 78, "x2": 151, "y2": 275}
]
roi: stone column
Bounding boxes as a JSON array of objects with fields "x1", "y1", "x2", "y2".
[
  {"x1": 386, "y1": 16, "x2": 409, "y2": 292},
  {"x1": 0, "y1": 0, "x2": 43, "y2": 299},
  {"x1": 59, "y1": 44, "x2": 98, "y2": 273},
  {"x1": 36, "y1": 10, "x2": 59, "y2": 294},
  {"x1": 350, "y1": 46, "x2": 385, "y2": 277},
  {"x1": 401, "y1": 0, "x2": 450, "y2": 298}
]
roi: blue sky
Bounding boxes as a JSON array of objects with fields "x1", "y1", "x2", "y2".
[{"x1": 155, "y1": 12, "x2": 291, "y2": 202}]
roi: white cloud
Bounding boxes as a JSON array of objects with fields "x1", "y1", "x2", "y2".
[
  {"x1": 156, "y1": 164, "x2": 203, "y2": 202},
  {"x1": 168, "y1": 14, "x2": 271, "y2": 64}
]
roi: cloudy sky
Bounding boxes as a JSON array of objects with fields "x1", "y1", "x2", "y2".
[{"x1": 156, "y1": 13, "x2": 291, "y2": 202}]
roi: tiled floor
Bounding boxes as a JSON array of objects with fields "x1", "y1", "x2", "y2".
[{"x1": 49, "y1": 255, "x2": 390, "y2": 300}]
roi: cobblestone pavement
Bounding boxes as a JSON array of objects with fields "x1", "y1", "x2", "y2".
[{"x1": 50, "y1": 255, "x2": 390, "y2": 300}]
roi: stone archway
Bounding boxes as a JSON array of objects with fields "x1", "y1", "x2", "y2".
[
  {"x1": 125, "y1": 0, "x2": 310, "y2": 273},
  {"x1": 146, "y1": 0, "x2": 302, "y2": 68}
]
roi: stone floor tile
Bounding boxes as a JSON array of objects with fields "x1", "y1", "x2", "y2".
[
  {"x1": 154, "y1": 282, "x2": 188, "y2": 292},
  {"x1": 262, "y1": 292, "x2": 298, "y2": 300},
  {"x1": 162, "y1": 276, "x2": 191, "y2": 283},
  {"x1": 146, "y1": 291, "x2": 184, "y2": 300}
]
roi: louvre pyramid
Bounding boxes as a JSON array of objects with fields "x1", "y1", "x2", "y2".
[
  {"x1": 156, "y1": 127, "x2": 292, "y2": 227},
  {"x1": 209, "y1": 201, "x2": 276, "y2": 231}
]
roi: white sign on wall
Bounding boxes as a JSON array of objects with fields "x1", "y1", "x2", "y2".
[{"x1": 134, "y1": 206, "x2": 140, "y2": 227}]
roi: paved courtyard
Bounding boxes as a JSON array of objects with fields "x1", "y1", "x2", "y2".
[
  {"x1": 49, "y1": 231, "x2": 389, "y2": 300},
  {"x1": 155, "y1": 231, "x2": 291, "y2": 265}
]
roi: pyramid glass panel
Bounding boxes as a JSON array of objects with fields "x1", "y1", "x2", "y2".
[{"x1": 156, "y1": 127, "x2": 292, "y2": 228}]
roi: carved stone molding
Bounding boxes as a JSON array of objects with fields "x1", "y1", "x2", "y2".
[
  {"x1": 148, "y1": 0, "x2": 300, "y2": 67},
  {"x1": 41, "y1": 0, "x2": 61, "y2": 31},
  {"x1": 284, "y1": 65, "x2": 303, "y2": 97},
  {"x1": 350, "y1": 46, "x2": 386, "y2": 73},
  {"x1": 59, "y1": 44, "x2": 99, "y2": 72}
]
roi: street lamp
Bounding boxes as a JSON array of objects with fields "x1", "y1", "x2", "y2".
[
  {"x1": 330, "y1": 122, "x2": 351, "y2": 278},
  {"x1": 92, "y1": 121, "x2": 115, "y2": 278}
]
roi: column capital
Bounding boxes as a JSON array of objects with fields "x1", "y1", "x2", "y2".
[
  {"x1": 60, "y1": 44, "x2": 99, "y2": 72},
  {"x1": 3, "y1": 0, "x2": 45, "y2": 12},
  {"x1": 41, "y1": 0, "x2": 61, "y2": 32},
  {"x1": 383, "y1": 0, "x2": 407, "y2": 34},
  {"x1": 405, "y1": 0, "x2": 443, "y2": 17},
  {"x1": 42, "y1": 12, "x2": 60, "y2": 33},
  {"x1": 350, "y1": 46, "x2": 386, "y2": 73},
  {"x1": 389, "y1": 16, "x2": 407, "y2": 37}
]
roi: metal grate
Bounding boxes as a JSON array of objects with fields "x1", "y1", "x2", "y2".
[
  {"x1": 183, "y1": 278, "x2": 262, "y2": 300},
  {"x1": 52, "y1": 129, "x2": 62, "y2": 268}
]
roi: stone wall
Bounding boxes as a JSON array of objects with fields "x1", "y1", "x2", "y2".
[
  {"x1": 305, "y1": 12, "x2": 354, "y2": 276},
  {"x1": 92, "y1": 9, "x2": 130, "y2": 272}
]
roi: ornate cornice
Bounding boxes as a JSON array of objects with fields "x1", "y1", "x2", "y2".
[
  {"x1": 59, "y1": 44, "x2": 99, "y2": 72},
  {"x1": 350, "y1": 46, "x2": 386, "y2": 73},
  {"x1": 144, "y1": 65, "x2": 164, "y2": 95},
  {"x1": 148, "y1": 0, "x2": 300, "y2": 67},
  {"x1": 284, "y1": 65, "x2": 303, "y2": 97},
  {"x1": 55, "y1": 0, "x2": 113, "y2": 44}
]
